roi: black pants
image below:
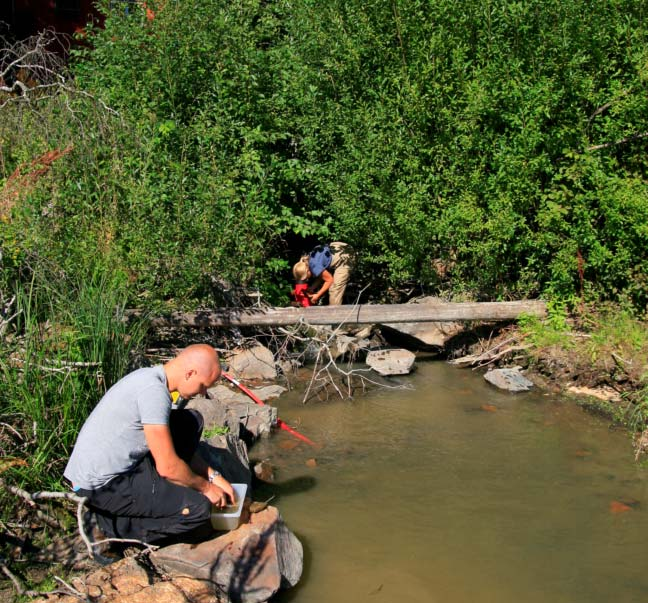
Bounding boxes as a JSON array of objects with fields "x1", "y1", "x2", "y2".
[{"x1": 77, "y1": 410, "x2": 212, "y2": 545}]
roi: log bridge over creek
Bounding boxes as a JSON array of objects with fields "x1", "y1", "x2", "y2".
[{"x1": 135, "y1": 300, "x2": 547, "y2": 328}]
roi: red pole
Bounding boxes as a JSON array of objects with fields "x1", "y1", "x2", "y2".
[{"x1": 221, "y1": 372, "x2": 317, "y2": 447}]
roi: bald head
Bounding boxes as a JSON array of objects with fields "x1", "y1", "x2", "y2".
[
  {"x1": 164, "y1": 344, "x2": 221, "y2": 399},
  {"x1": 177, "y1": 344, "x2": 219, "y2": 371}
]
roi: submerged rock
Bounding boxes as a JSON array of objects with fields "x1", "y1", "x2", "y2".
[{"x1": 254, "y1": 459, "x2": 275, "y2": 482}]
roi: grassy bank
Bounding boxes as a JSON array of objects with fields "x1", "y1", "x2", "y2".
[
  {"x1": 0, "y1": 266, "x2": 147, "y2": 493},
  {"x1": 518, "y1": 303, "x2": 648, "y2": 435}
]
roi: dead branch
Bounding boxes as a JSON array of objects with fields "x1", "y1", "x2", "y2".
[
  {"x1": 0, "y1": 293, "x2": 19, "y2": 338},
  {"x1": 0, "y1": 561, "x2": 36, "y2": 597},
  {"x1": 54, "y1": 575, "x2": 89, "y2": 601},
  {"x1": 298, "y1": 321, "x2": 410, "y2": 404},
  {"x1": 0, "y1": 29, "x2": 67, "y2": 101},
  {"x1": 0, "y1": 478, "x2": 37, "y2": 507},
  {"x1": 473, "y1": 345, "x2": 530, "y2": 369},
  {"x1": 588, "y1": 101, "x2": 613, "y2": 121},
  {"x1": 1, "y1": 479, "x2": 159, "y2": 564},
  {"x1": 477, "y1": 334, "x2": 519, "y2": 356},
  {"x1": 0, "y1": 28, "x2": 120, "y2": 119},
  {"x1": 634, "y1": 429, "x2": 648, "y2": 462},
  {"x1": 449, "y1": 331, "x2": 530, "y2": 368},
  {"x1": 611, "y1": 351, "x2": 632, "y2": 371},
  {"x1": 1, "y1": 560, "x2": 91, "y2": 600},
  {"x1": 587, "y1": 131, "x2": 648, "y2": 151},
  {"x1": 35, "y1": 508, "x2": 64, "y2": 530}
]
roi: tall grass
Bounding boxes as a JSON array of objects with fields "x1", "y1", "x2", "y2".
[{"x1": 0, "y1": 266, "x2": 147, "y2": 491}]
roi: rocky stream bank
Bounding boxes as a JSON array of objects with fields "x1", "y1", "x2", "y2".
[{"x1": 6, "y1": 296, "x2": 646, "y2": 603}]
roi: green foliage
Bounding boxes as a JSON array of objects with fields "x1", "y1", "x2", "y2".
[
  {"x1": 203, "y1": 425, "x2": 230, "y2": 439},
  {"x1": 586, "y1": 303, "x2": 648, "y2": 352},
  {"x1": 518, "y1": 300, "x2": 574, "y2": 348},
  {"x1": 628, "y1": 384, "x2": 648, "y2": 433},
  {"x1": 1, "y1": 0, "x2": 647, "y2": 311}
]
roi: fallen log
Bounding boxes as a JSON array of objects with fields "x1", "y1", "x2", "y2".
[{"x1": 130, "y1": 300, "x2": 546, "y2": 328}]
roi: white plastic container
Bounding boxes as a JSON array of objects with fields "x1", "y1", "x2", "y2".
[{"x1": 210, "y1": 482, "x2": 247, "y2": 531}]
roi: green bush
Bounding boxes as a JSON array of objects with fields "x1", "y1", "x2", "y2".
[{"x1": 1, "y1": 0, "x2": 647, "y2": 310}]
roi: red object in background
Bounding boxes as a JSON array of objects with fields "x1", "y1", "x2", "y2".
[
  {"x1": 291, "y1": 282, "x2": 312, "y2": 307},
  {"x1": 221, "y1": 372, "x2": 317, "y2": 447},
  {"x1": 143, "y1": 2, "x2": 155, "y2": 21}
]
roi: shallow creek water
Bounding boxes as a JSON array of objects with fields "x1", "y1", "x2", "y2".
[{"x1": 250, "y1": 360, "x2": 648, "y2": 603}]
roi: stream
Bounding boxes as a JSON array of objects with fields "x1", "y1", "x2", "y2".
[{"x1": 250, "y1": 360, "x2": 648, "y2": 603}]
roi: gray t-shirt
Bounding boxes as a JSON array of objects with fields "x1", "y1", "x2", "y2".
[{"x1": 64, "y1": 365, "x2": 171, "y2": 490}]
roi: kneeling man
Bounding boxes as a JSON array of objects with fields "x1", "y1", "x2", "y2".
[{"x1": 65, "y1": 344, "x2": 233, "y2": 544}]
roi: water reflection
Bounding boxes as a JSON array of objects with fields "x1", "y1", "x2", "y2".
[{"x1": 251, "y1": 362, "x2": 648, "y2": 603}]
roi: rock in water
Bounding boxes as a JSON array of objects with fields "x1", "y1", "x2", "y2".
[
  {"x1": 366, "y1": 349, "x2": 416, "y2": 375},
  {"x1": 484, "y1": 367, "x2": 534, "y2": 392}
]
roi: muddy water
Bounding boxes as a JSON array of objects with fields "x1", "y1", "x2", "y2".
[{"x1": 251, "y1": 361, "x2": 648, "y2": 603}]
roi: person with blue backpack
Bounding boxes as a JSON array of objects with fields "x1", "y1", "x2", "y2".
[{"x1": 305, "y1": 241, "x2": 355, "y2": 305}]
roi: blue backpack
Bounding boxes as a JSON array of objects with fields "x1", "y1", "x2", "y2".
[{"x1": 308, "y1": 244, "x2": 332, "y2": 277}]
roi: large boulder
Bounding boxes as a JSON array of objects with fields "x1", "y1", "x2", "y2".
[
  {"x1": 226, "y1": 345, "x2": 277, "y2": 380},
  {"x1": 366, "y1": 349, "x2": 416, "y2": 376},
  {"x1": 207, "y1": 384, "x2": 287, "y2": 404},
  {"x1": 379, "y1": 296, "x2": 465, "y2": 351},
  {"x1": 150, "y1": 506, "x2": 303, "y2": 603},
  {"x1": 190, "y1": 394, "x2": 278, "y2": 440}
]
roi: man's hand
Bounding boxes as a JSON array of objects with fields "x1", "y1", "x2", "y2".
[
  {"x1": 144, "y1": 424, "x2": 235, "y2": 506},
  {"x1": 204, "y1": 476, "x2": 235, "y2": 508}
]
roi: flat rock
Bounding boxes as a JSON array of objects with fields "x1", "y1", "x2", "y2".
[
  {"x1": 150, "y1": 506, "x2": 303, "y2": 603},
  {"x1": 191, "y1": 391, "x2": 279, "y2": 439},
  {"x1": 567, "y1": 385, "x2": 621, "y2": 403},
  {"x1": 226, "y1": 345, "x2": 277, "y2": 380},
  {"x1": 207, "y1": 384, "x2": 286, "y2": 404},
  {"x1": 208, "y1": 384, "x2": 249, "y2": 403},
  {"x1": 484, "y1": 367, "x2": 534, "y2": 392},
  {"x1": 366, "y1": 349, "x2": 416, "y2": 375},
  {"x1": 249, "y1": 385, "x2": 287, "y2": 401}
]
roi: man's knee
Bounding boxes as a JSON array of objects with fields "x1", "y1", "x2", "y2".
[{"x1": 183, "y1": 493, "x2": 211, "y2": 520}]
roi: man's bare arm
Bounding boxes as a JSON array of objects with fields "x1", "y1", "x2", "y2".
[
  {"x1": 309, "y1": 269, "x2": 334, "y2": 303},
  {"x1": 143, "y1": 424, "x2": 233, "y2": 506}
]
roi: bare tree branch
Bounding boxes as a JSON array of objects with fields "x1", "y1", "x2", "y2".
[
  {"x1": 587, "y1": 131, "x2": 648, "y2": 151},
  {"x1": 0, "y1": 28, "x2": 119, "y2": 116},
  {"x1": 1, "y1": 559, "x2": 91, "y2": 600}
]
